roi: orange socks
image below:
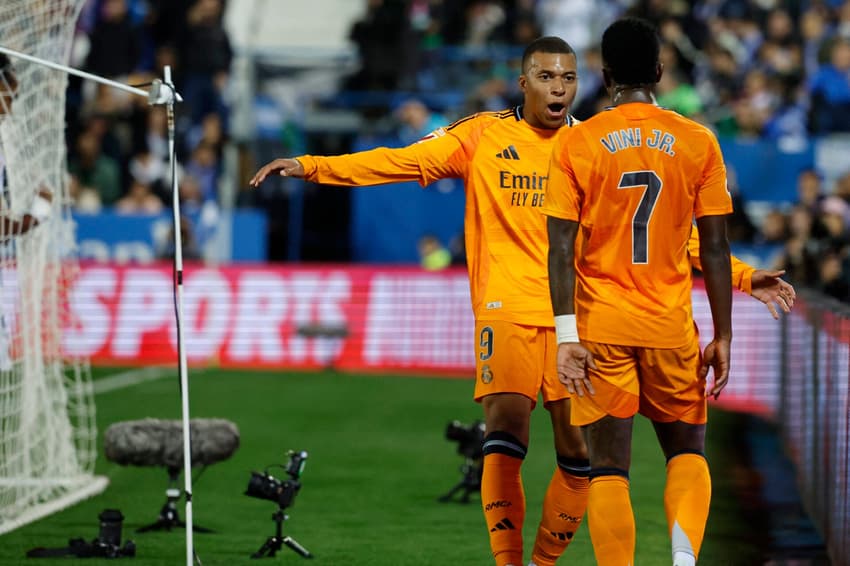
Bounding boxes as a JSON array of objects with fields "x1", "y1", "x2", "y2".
[
  {"x1": 530, "y1": 457, "x2": 590, "y2": 566},
  {"x1": 587, "y1": 471, "x2": 634, "y2": 566},
  {"x1": 481, "y1": 432, "x2": 527, "y2": 566},
  {"x1": 664, "y1": 452, "x2": 711, "y2": 563}
]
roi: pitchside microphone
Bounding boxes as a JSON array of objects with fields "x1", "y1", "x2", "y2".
[
  {"x1": 104, "y1": 418, "x2": 240, "y2": 534},
  {"x1": 104, "y1": 418, "x2": 240, "y2": 469}
]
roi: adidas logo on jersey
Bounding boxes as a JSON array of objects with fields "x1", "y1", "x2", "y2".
[{"x1": 495, "y1": 145, "x2": 520, "y2": 160}]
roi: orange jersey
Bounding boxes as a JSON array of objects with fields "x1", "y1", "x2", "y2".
[
  {"x1": 299, "y1": 107, "x2": 563, "y2": 326},
  {"x1": 297, "y1": 106, "x2": 743, "y2": 328},
  {"x1": 542, "y1": 103, "x2": 733, "y2": 348}
]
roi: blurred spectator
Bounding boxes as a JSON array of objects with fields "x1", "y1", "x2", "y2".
[
  {"x1": 418, "y1": 234, "x2": 451, "y2": 270},
  {"x1": 129, "y1": 148, "x2": 167, "y2": 195},
  {"x1": 657, "y1": 69, "x2": 703, "y2": 118},
  {"x1": 68, "y1": 173, "x2": 103, "y2": 214},
  {"x1": 832, "y1": 171, "x2": 850, "y2": 206},
  {"x1": 84, "y1": 0, "x2": 141, "y2": 78},
  {"x1": 115, "y1": 179, "x2": 164, "y2": 214},
  {"x1": 757, "y1": 209, "x2": 789, "y2": 245},
  {"x1": 776, "y1": 205, "x2": 821, "y2": 285},
  {"x1": 69, "y1": 129, "x2": 122, "y2": 205},
  {"x1": 185, "y1": 141, "x2": 219, "y2": 203},
  {"x1": 800, "y1": 7, "x2": 830, "y2": 74},
  {"x1": 464, "y1": 1, "x2": 507, "y2": 46},
  {"x1": 395, "y1": 99, "x2": 446, "y2": 144},
  {"x1": 178, "y1": 173, "x2": 205, "y2": 213},
  {"x1": 177, "y1": 0, "x2": 232, "y2": 123},
  {"x1": 818, "y1": 195, "x2": 850, "y2": 249},
  {"x1": 186, "y1": 112, "x2": 225, "y2": 157},
  {"x1": 808, "y1": 37, "x2": 850, "y2": 132},
  {"x1": 818, "y1": 252, "x2": 850, "y2": 300},
  {"x1": 346, "y1": 0, "x2": 409, "y2": 92},
  {"x1": 797, "y1": 168, "x2": 825, "y2": 213}
]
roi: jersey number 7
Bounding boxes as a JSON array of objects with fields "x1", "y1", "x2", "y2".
[{"x1": 617, "y1": 170, "x2": 662, "y2": 264}]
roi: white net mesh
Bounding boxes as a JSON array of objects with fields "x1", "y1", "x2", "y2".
[{"x1": 0, "y1": 0, "x2": 107, "y2": 534}]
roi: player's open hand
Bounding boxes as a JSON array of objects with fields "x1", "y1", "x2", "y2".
[
  {"x1": 701, "y1": 338, "x2": 731, "y2": 399},
  {"x1": 556, "y1": 342, "x2": 597, "y2": 397},
  {"x1": 750, "y1": 269, "x2": 795, "y2": 319},
  {"x1": 249, "y1": 158, "x2": 305, "y2": 187}
]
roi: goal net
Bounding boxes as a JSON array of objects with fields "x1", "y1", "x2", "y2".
[{"x1": 0, "y1": 0, "x2": 107, "y2": 535}]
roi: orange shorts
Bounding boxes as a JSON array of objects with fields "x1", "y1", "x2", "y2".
[
  {"x1": 570, "y1": 339, "x2": 706, "y2": 427},
  {"x1": 473, "y1": 320, "x2": 567, "y2": 407}
]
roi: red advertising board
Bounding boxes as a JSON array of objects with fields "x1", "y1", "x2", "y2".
[
  {"x1": 63, "y1": 263, "x2": 476, "y2": 372},
  {"x1": 60, "y1": 263, "x2": 785, "y2": 413}
]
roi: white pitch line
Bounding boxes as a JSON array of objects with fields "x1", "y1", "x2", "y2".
[{"x1": 92, "y1": 366, "x2": 178, "y2": 395}]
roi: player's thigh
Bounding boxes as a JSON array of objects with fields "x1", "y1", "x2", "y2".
[
  {"x1": 473, "y1": 320, "x2": 546, "y2": 405},
  {"x1": 570, "y1": 341, "x2": 640, "y2": 427},
  {"x1": 637, "y1": 338, "x2": 706, "y2": 424}
]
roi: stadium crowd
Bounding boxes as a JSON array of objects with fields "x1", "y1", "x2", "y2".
[
  {"x1": 65, "y1": 0, "x2": 230, "y2": 259},
  {"x1": 62, "y1": 0, "x2": 850, "y2": 301}
]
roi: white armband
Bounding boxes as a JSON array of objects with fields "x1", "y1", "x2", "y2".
[
  {"x1": 554, "y1": 314, "x2": 579, "y2": 344},
  {"x1": 29, "y1": 194, "x2": 52, "y2": 223}
]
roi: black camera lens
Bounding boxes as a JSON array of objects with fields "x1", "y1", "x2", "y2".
[{"x1": 97, "y1": 509, "x2": 124, "y2": 547}]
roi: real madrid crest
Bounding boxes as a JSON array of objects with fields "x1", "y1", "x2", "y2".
[{"x1": 481, "y1": 364, "x2": 493, "y2": 384}]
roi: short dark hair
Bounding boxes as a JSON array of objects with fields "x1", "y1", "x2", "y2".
[
  {"x1": 601, "y1": 18, "x2": 660, "y2": 85},
  {"x1": 0, "y1": 53, "x2": 11, "y2": 77},
  {"x1": 521, "y1": 36, "x2": 575, "y2": 73}
]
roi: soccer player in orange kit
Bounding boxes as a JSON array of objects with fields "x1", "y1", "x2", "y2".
[
  {"x1": 251, "y1": 36, "x2": 794, "y2": 566},
  {"x1": 543, "y1": 17, "x2": 771, "y2": 566}
]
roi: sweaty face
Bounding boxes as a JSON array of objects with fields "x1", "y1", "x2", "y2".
[{"x1": 519, "y1": 52, "x2": 578, "y2": 130}]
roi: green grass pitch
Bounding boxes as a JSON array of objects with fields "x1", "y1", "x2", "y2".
[{"x1": 0, "y1": 368, "x2": 762, "y2": 565}]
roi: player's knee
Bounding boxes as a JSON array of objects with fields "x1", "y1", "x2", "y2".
[
  {"x1": 557, "y1": 455, "x2": 591, "y2": 477},
  {"x1": 553, "y1": 425, "x2": 587, "y2": 459},
  {"x1": 484, "y1": 399, "x2": 531, "y2": 441},
  {"x1": 482, "y1": 431, "x2": 527, "y2": 460},
  {"x1": 588, "y1": 467, "x2": 629, "y2": 481},
  {"x1": 666, "y1": 449, "x2": 706, "y2": 464}
]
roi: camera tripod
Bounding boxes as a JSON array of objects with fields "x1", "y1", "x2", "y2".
[
  {"x1": 438, "y1": 456, "x2": 483, "y2": 503},
  {"x1": 137, "y1": 467, "x2": 214, "y2": 533},
  {"x1": 251, "y1": 508, "x2": 312, "y2": 559}
]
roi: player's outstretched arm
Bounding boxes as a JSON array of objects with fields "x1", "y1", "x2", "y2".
[
  {"x1": 687, "y1": 227, "x2": 794, "y2": 319},
  {"x1": 250, "y1": 158, "x2": 304, "y2": 186},
  {"x1": 750, "y1": 269, "x2": 795, "y2": 319}
]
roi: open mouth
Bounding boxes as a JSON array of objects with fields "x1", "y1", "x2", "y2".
[{"x1": 547, "y1": 103, "x2": 566, "y2": 116}]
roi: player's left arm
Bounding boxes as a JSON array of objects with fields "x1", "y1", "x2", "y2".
[{"x1": 687, "y1": 227, "x2": 795, "y2": 319}]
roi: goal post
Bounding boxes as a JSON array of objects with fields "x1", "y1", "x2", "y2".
[{"x1": 0, "y1": 0, "x2": 107, "y2": 535}]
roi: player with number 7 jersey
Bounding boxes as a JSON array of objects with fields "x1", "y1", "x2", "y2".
[{"x1": 543, "y1": 104, "x2": 731, "y2": 349}]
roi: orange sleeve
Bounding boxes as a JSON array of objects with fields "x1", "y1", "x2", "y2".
[
  {"x1": 688, "y1": 226, "x2": 755, "y2": 295},
  {"x1": 541, "y1": 129, "x2": 580, "y2": 221},
  {"x1": 694, "y1": 131, "x2": 733, "y2": 218},
  {"x1": 296, "y1": 126, "x2": 466, "y2": 187}
]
